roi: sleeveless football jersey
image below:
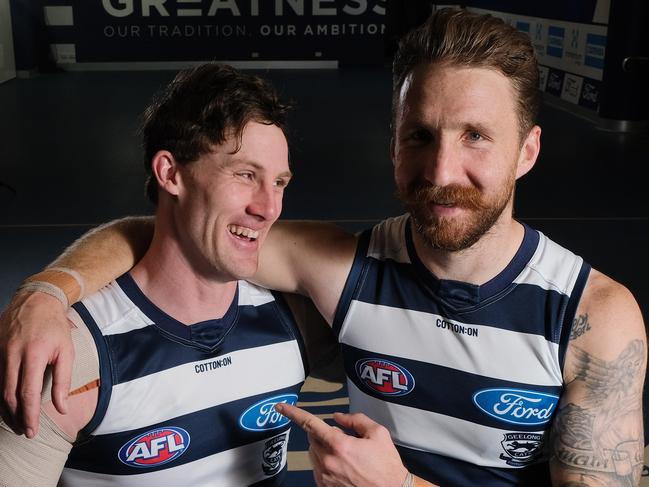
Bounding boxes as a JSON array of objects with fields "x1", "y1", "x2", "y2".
[
  {"x1": 60, "y1": 274, "x2": 307, "y2": 486},
  {"x1": 333, "y1": 215, "x2": 591, "y2": 486}
]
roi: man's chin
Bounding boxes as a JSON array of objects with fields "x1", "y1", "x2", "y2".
[
  {"x1": 233, "y1": 264, "x2": 258, "y2": 281},
  {"x1": 212, "y1": 257, "x2": 259, "y2": 283},
  {"x1": 419, "y1": 232, "x2": 475, "y2": 252},
  {"x1": 414, "y1": 218, "x2": 485, "y2": 252}
]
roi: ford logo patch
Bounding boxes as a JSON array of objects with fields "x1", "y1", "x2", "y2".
[
  {"x1": 473, "y1": 388, "x2": 559, "y2": 426},
  {"x1": 239, "y1": 394, "x2": 298, "y2": 432},
  {"x1": 355, "y1": 358, "x2": 415, "y2": 396},
  {"x1": 118, "y1": 426, "x2": 190, "y2": 468}
]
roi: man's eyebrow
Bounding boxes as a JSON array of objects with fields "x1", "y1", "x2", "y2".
[
  {"x1": 229, "y1": 159, "x2": 293, "y2": 178},
  {"x1": 463, "y1": 121, "x2": 493, "y2": 135}
]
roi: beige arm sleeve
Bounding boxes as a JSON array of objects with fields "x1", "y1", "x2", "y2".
[
  {"x1": 283, "y1": 293, "x2": 345, "y2": 383},
  {"x1": 0, "y1": 412, "x2": 74, "y2": 487},
  {"x1": 0, "y1": 310, "x2": 100, "y2": 487},
  {"x1": 42, "y1": 309, "x2": 100, "y2": 401}
]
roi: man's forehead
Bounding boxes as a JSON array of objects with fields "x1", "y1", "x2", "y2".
[
  {"x1": 205, "y1": 139, "x2": 290, "y2": 177},
  {"x1": 213, "y1": 122, "x2": 287, "y2": 149},
  {"x1": 397, "y1": 64, "x2": 518, "y2": 126},
  {"x1": 404, "y1": 64, "x2": 514, "y2": 98},
  {"x1": 210, "y1": 121, "x2": 287, "y2": 155}
]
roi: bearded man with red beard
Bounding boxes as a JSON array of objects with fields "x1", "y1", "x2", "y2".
[{"x1": 1, "y1": 8, "x2": 646, "y2": 487}]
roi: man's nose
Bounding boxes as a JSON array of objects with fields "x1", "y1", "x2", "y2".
[
  {"x1": 248, "y1": 184, "x2": 281, "y2": 221},
  {"x1": 422, "y1": 139, "x2": 458, "y2": 188}
]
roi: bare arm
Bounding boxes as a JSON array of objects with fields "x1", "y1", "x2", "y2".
[
  {"x1": 257, "y1": 221, "x2": 358, "y2": 324},
  {"x1": 283, "y1": 293, "x2": 345, "y2": 383},
  {"x1": 0, "y1": 216, "x2": 153, "y2": 436},
  {"x1": 48, "y1": 216, "x2": 154, "y2": 295},
  {"x1": 549, "y1": 270, "x2": 646, "y2": 486}
]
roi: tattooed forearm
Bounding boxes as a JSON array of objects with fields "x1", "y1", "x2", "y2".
[
  {"x1": 551, "y1": 340, "x2": 646, "y2": 486},
  {"x1": 557, "y1": 473, "x2": 605, "y2": 487},
  {"x1": 570, "y1": 314, "x2": 591, "y2": 340},
  {"x1": 553, "y1": 403, "x2": 642, "y2": 472}
]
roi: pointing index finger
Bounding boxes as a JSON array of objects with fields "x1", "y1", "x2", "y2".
[{"x1": 275, "y1": 403, "x2": 333, "y2": 442}]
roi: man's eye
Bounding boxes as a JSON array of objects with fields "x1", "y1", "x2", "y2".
[
  {"x1": 237, "y1": 172, "x2": 254, "y2": 180},
  {"x1": 274, "y1": 178, "x2": 289, "y2": 188},
  {"x1": 467, "y1": 131, "x2": 482, "y2": 142},
  {"x1": 410, "y1": 130, "x2": 432, "y2": 142}
]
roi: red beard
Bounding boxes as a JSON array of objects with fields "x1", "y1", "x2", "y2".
[{"x1": 397, "y1": 180, "x2": 514, "y2": 251}]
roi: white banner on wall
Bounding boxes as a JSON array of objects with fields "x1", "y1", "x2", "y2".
[
  {"x1": 44, "y1": 0, "x2": 387, "y2": 67},
  {"x1": 468, "y1": 7, "x2": 607, "y2": 81},
  {"x1": 467, "y1": 7, "x2": 606, "y2": 110}
]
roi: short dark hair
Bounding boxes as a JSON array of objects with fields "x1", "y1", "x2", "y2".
[
  {"x1": 142, "y1": 63, "x2": 290, "y2": 204},
  {"x1": 392, "y1": 8, "x2": 540, "y2": 138}
]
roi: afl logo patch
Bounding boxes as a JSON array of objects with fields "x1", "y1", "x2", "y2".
[
  {"x1": 355, "y1": 358, "x2": 415, "y2": 396},
  {"x1": 118, "y1": 427, "x2": 190, "y2": 468},
  {"x1": 473, "y1": 388, "x2": 558, "y2": 426},
  {"x1": 239, "y1": 394, "x2": 298, "y2": 432}
]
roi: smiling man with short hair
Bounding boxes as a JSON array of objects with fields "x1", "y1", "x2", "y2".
[{"x1": 0, "y1": 63, "x2": 329, "y2": 486}]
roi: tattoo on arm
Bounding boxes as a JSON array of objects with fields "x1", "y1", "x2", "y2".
[
  {"x1": 551, "y1": 340, "x2": 645, "y2": 486},
  {"x1": 570, "y1": 314, "x2": 592, "y2": 340}
]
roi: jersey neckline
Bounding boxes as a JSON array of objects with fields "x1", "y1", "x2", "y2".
[
  {"x1": 116, "y1": 273, "x2": 240, "y2": 351},
  {"x1": 404, "y1": 217, "x2": 540, "y2": 308}
]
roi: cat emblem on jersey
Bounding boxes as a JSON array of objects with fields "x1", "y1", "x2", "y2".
[
  {"x1": 262, "y1": 433, "x2": 288, "y2": 475},
  {"x1": 499, "y1": 432, "x2": 543, "y2": 466}
]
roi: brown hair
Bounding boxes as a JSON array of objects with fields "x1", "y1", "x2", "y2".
[
  {"x1": 142, "y1": 63, "x2": 290, "y2": 204},
  {"x1": 392, "y1": 8, "x2": 540, "y2": 138}
]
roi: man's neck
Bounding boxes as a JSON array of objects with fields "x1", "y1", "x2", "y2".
[
  {"x1": 129, "y1": 230, "x2": 237, "y2": 325},
  {"x1": 412, "y1": 217, "x2": 525, "y2": 286}
]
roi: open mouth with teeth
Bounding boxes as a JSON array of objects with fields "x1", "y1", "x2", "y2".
[{"x1": 228, "y1": 224, "x2": 259, "y2": 242}]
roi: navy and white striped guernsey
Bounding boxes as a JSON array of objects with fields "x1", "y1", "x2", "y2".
[
  {"x1": 61, "y1": 274, "x2": 307, "y2": 487},
  {"x1": 332, "y1": 215, "x2": 591, "y2": 486}
]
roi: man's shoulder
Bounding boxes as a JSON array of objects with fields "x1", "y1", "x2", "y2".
[
  {"x1": 364, "y1": 214, "x2": 410, "y2": 262},
  {"x1": 528, "y1": 228, "x2": 584, "y2": 266},
  {"x1": 73, "y1": 275, "x2": 140, "y2": 333},
  {"x1": 238, "y1": 280, "x2": 278, "y2": 307},
  {"x1": 371, "y1": 214, "x2": 409, "y2": 236},
  {"x1": 516, "y1": 228, "x2": 588, "y2": 297},
  {"x1": 579, "y1": 269, "x2": 641, "y2": 328},
  {"x1": 567, "y1": 268, "x2": 645, "y2": 368},
  {"x1": 76, "y1": 278, "x2": 127, "y2": 313}
]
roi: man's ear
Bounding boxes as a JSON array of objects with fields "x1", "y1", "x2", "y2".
[
  {"x1": 516, "y1": 125, "x2": 541, "y2": 180},
  {"x1": 151, "y1": 151, "x2": 182, "y2": 197},
  {"x1": 390, "y1": 136, "x2": 396, "y2": 166}
]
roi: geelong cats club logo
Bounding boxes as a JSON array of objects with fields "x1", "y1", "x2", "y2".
[
  {"x1": 118, "y1": 427, "x2": 190, "y2": 468},
  {"x1": 499, "y1": 432, "x2": 543, "y2": 466},
  {"x1": 262, "y1": 433, "x2": 288, "y2": 475},
  {"x1": 355, "y1": 358, "x2": 415, "y2": 396}
]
